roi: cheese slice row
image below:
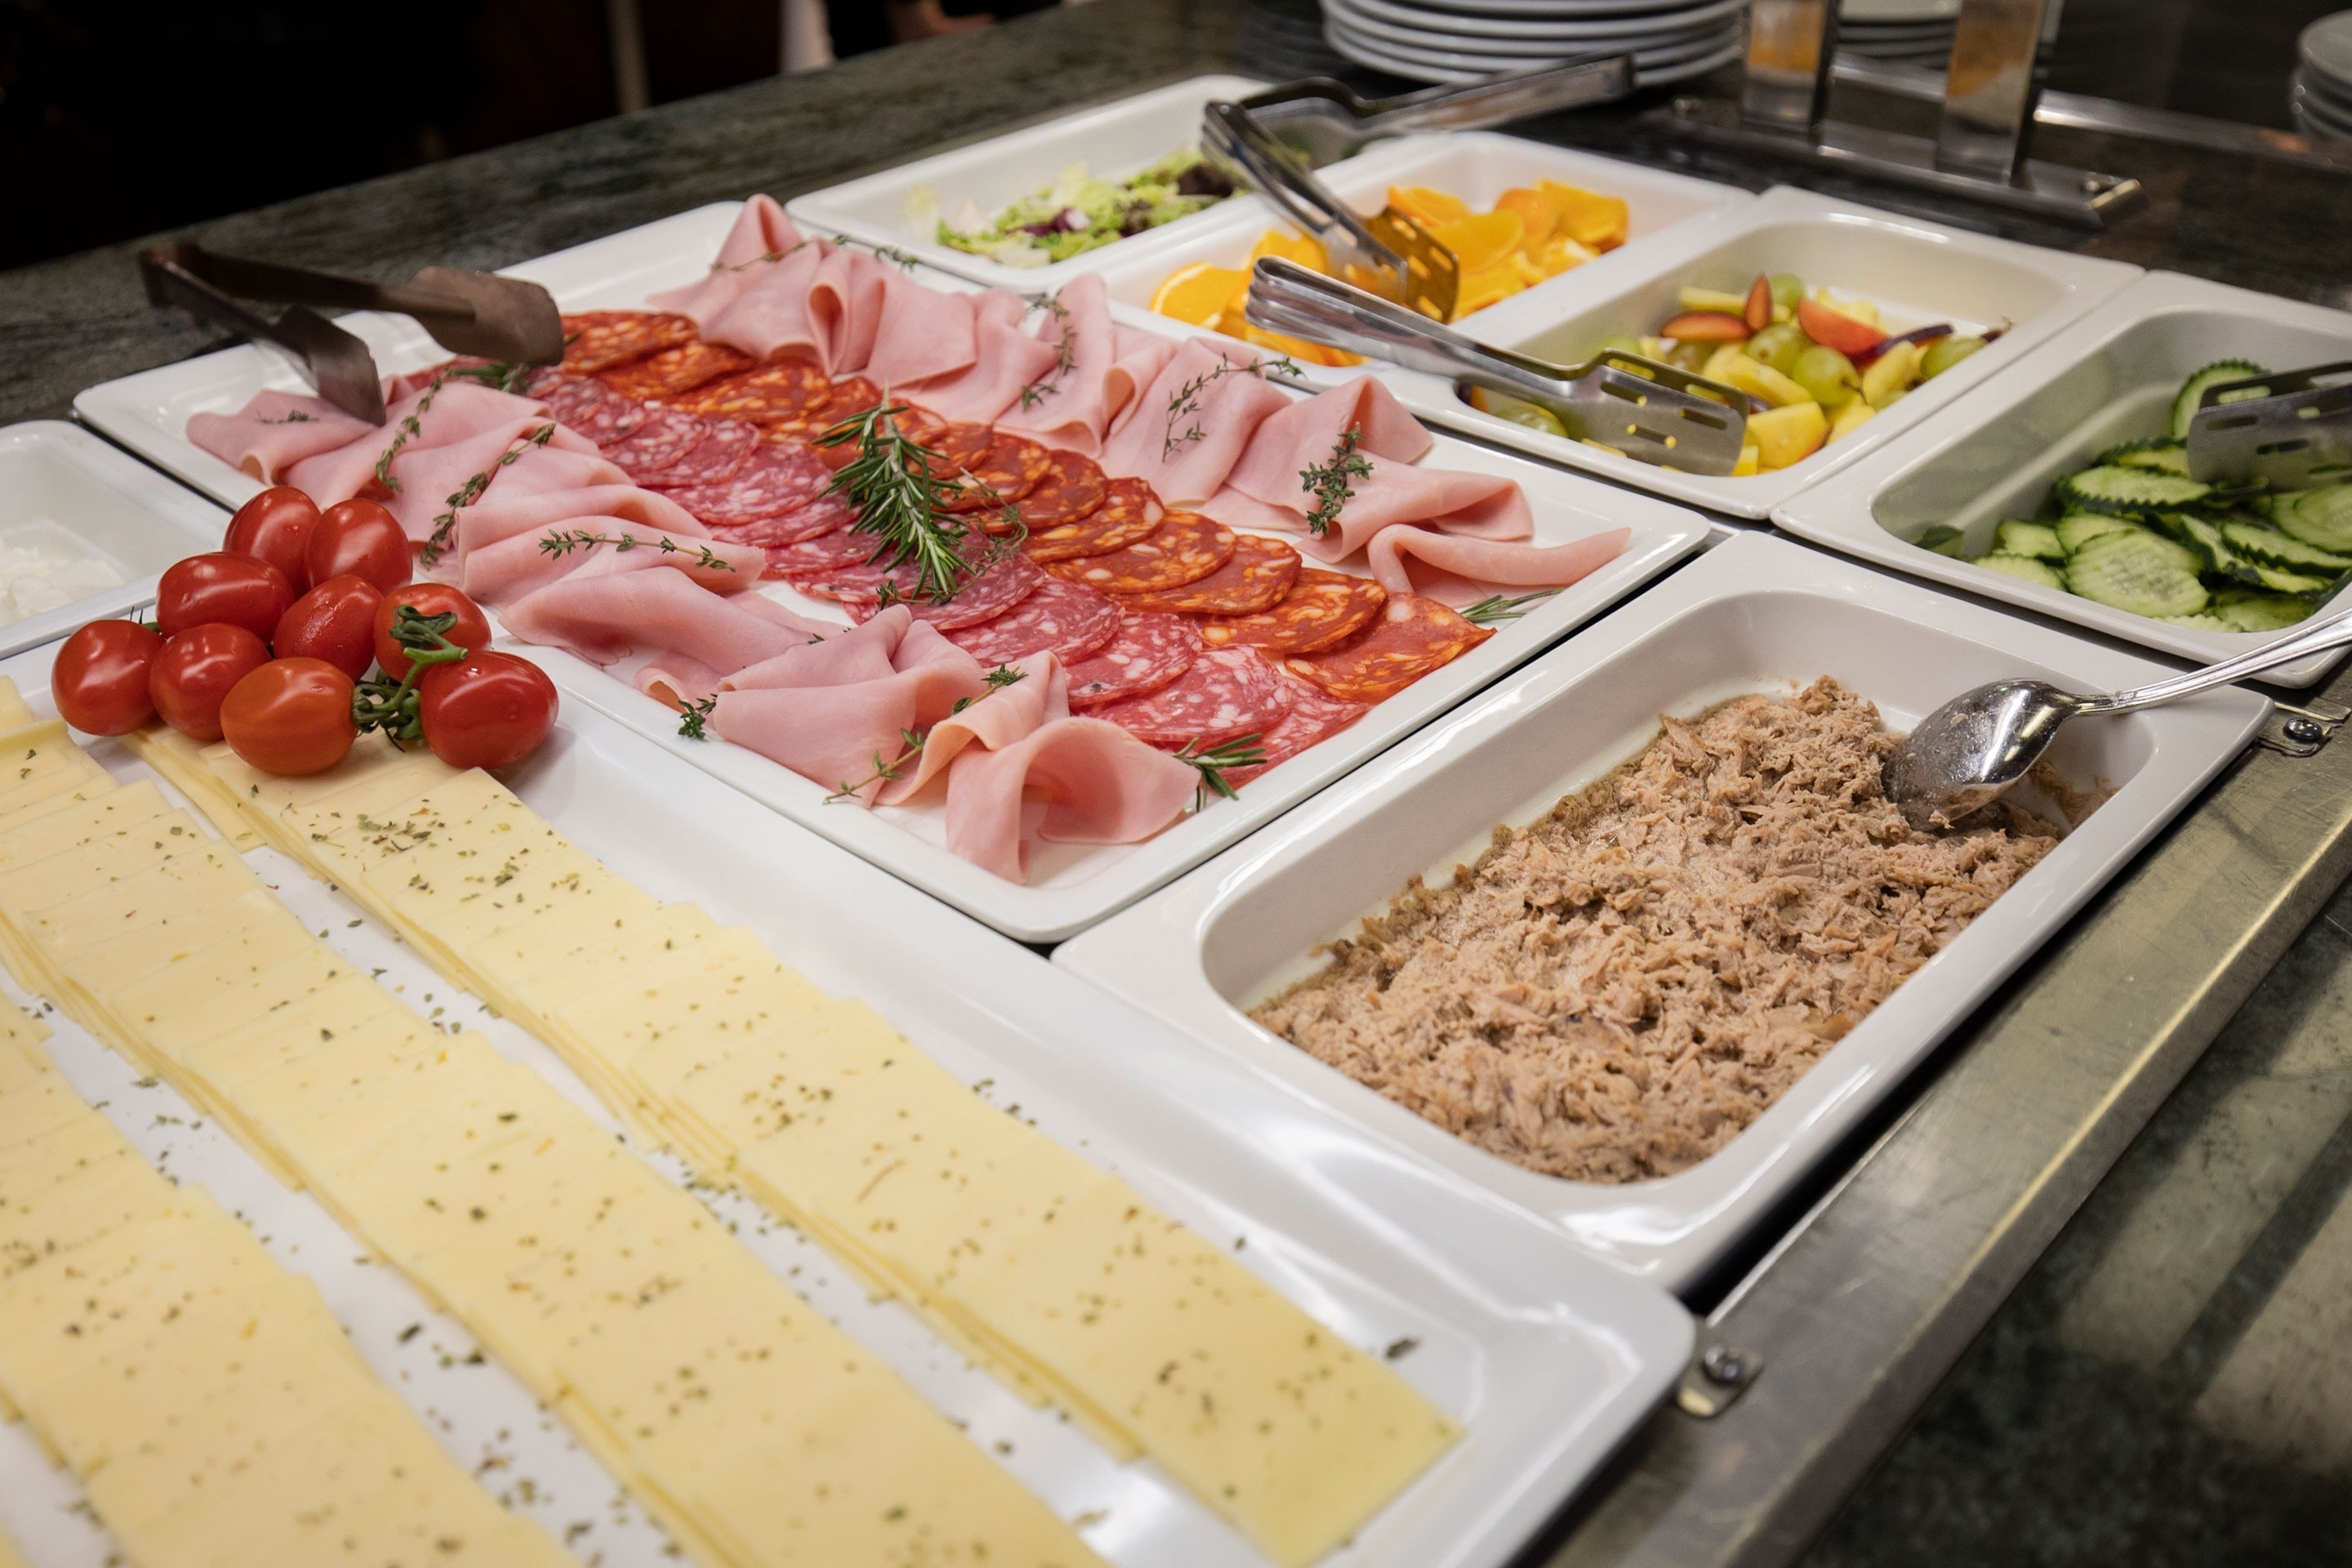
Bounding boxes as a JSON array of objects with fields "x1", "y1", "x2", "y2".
[
  {"x1": 176, "y1": 730, "x2": 1460, "y2": 1567},
  {"x1": 2, "y1": 704, "x2": 1106, "y2": 1568},
  {"x1": 0, "y1": 1004, "x2": 564, "y2": 1568}
]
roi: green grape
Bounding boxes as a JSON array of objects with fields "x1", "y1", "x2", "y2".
[
  {"x1": 1769, "y1": 273, "x2": 1805, "y2": 313},
  {"x1": 1920, "y1": 334, "x2": 1988, "y2": 379},
  {"x1": 1668, "y1": 341, "x2": 1713, "y2": 372},
  {"x1": 1597, "y1": 334, "x2": 1646, "y2": 358},
  {"x1": 1479, "y1": 391, "x2": 1570, "y2": 438},
  {"x1": 1791, "y1": 344, "x2": 1860, "y2": 410},
  {"x1": 1745, "y1": 322, "x2": 1808, "y2": 374}
]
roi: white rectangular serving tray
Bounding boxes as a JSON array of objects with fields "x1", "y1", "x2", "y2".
[
  {"x1": 1054, "y1": 532, "x2": 2270, "y2": 1292},
  {"x1": 76, "y1": 199, "x2": 1712, "y2": 943},
  {"x1": 1086, "y1": 131, "x2": 1753, "y2": 389},
  {"x1": 786, "y1": 74, "x2": 1292, "y2": 293},
  {"x1": 0, "y1": 638, "x2": 1692, "y2": 1568},
  {"x1": 0, "y1": 421, "x2": 225, "y2": 661},
  {"x1": 1774, "y1": 269, "x2": 2352, "y2": 688},
  {"x1": 1358, "y1": 185, "x2": 2142, "y2": 519}
]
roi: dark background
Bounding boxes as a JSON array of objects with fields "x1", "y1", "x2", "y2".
[{"x1": 0, "y1": 0, "x2": 2337, "y2": 274}]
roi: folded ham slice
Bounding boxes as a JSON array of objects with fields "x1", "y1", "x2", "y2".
[
  {"x1": 996, "y1": 274, "x2": 1119, "y2": 457},
  {"x1": 499, "y1": 564, "x2": 808, "y2": 670},
  {"x1": 1102, "y1": 325, "x2": 1180, "y2": 439},
  {"x1": 453, "y1": 483, "x2": 704, "y2": 560},
  {"x1": 899, "y1": 290, "x2": 1062, "y2": 426},
  {"x1": 1364, "y1": 524, "x2": 1630, "y2": 598},
  {"x1": 877, "y1": 650, "x2": 1065, "y2": 805},
  {"x1": 648, "y1": 194, "x2": 804, "y2": 330},
  {"x1": 942, "y1": 716, "x2": 1199, "y2": 883},
  {"x1": 384, "y1": 416, "x2": 604, "y2": 544},
  {"x1": 699, "y1": 241, "x2": 831, "y2": 367},
  {"x1": 461, "y1": 520, "x2": 765, "y2": 607},
  {"x1": 722, "y1": 605, "x2": 902, "y2": 690},
  {"x1": 637, "y1": 653, "x2": 727, "y2": 710},
  {"x1": 811, "y1": 245, "x2": 889, "y2": 376},
  {"x1": 865, "y1": 272, "x2": 979, "y2": 390},
  {"x1": 1100, "y1": 337, "x2": 1294, "y2": 507},
  {"x1": 284, "y1": 381, "x2": 552, "y2": 506},
  {"x1": 188, "y1": 390, "x2": 375, "y2": 483}
]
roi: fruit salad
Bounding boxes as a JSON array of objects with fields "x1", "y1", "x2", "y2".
[{"x1": 1147, "y1": 180, "x2": 1632, "y2": 366}]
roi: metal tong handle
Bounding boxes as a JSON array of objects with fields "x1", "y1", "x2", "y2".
[
  {"x1": 1202, "y1": 102, "x2": 1405, "y2": 283},
  {"x1": 163, "y1": 243, "x2": 479, "y2": 323},
  {"x1": 1335, "y1": 56, "x2": 1638, "y2": 137},
  {"x1": 139, "y1": 244, "x2": 388, "y2": 425},
  {"x1": 2085, "y1": 599, "x2": 2352, "y2": 713}
]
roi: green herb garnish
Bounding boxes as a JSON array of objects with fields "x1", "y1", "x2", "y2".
[
  {"x1": 677, "y1": 696, "x2": 717, "y2": 740},
  {"x1": 815, "y1": 402, "x2": 975, "y2": 604},
  {"x1": 1174, "y1": 733, "x2": 1267, "y2": 807},
  {"x1": 1461, "y1": 588, "x2": 1561, "y2": 626},
  {"x1": 537, "y1": 528, "x2": 737, "y2": 572},
  {"x1": 1300, "y1": 423, "x2": 1370, "y2": 537}
]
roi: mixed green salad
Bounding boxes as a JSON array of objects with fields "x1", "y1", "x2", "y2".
[
  {"x1": 1918, "y1": 360, "x2": 2350, "y2": 634},
  {"x1": 930, "y1": 149, "x2": 1236, "y2": 269}
]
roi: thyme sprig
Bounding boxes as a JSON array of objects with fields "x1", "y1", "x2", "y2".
[
  {"x1": 815, "y1": 402, "x2": 975, "y2": 604},
  {"x1": 1161, "y1": 355, "x2": 1304, "y2": 460},
  {"x1": 421, "y1": 422, "x2": 557, "y2": 567},
  {"x1": 1299, "y1": 423, "x2": 1371, "y2": 537},
  {"x1": 677, "y1": 696, "x2": 717, "y2": 740},
  {"x1": 254, "y1": 410, "x2": 316, "y2": 425},
  {"x1": 1018, "y1": 294, "x2": 1077, "y2": 411},
  {"x1": 826, "y1": 728, "x2": 926, "y2": 803},
  {"x1": 1461, "y1": 588, "x2": 1561, "y2": 626},
  {"x1": 537, "y1": 529, "x2": 737, "y2": 572},
  {"x1": 983, "y1": 663, "x2": 1026, "y2": 689},
  {"x1": 350, "y1": 607, "x2": 471, "y2": 748},
  {"x1": 1174, "y1": 733, "x2": 1267, "y2": 807}
]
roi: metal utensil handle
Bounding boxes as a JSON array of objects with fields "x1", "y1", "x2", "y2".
[
  {"x1": 1243, "y1": 257, "x2": 1566, "y2": 402},
  {"x1": 2088, "y1": 601, "x2": 2352, "y2": 711},
  {"x1": 1203, "y1": 103, "x2": 1400, "y2": 274},
  {"x1": 1355, "y1": 56, "x2": 1637, "y2": 135},
  {"x1": 140, "y1": 247, "x2": 306, "y2": 353},
  {"x1": 163, "y1": 243, "x2": 475, "y2": 322}
]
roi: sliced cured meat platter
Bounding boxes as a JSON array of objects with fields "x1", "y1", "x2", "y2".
[{"x1": 73, "y1": 200, "x2": 1710, "y2": 942}]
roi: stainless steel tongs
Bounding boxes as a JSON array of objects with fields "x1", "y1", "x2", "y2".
[
  {"x1": 1238, "y1": 58, "x2": 1639, "y2": 168},
  {"x1": 1245, "y1": 256, "x2": 1753, "y2": 474},
  {"x1": 2184, "y1": 361, "x2": 2352, "y2": 488},
  {"x1": 138, "y1": 243, "x2": 565, "y2": 425}
]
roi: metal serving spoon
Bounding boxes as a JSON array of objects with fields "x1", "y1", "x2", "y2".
[{"x1": 1884, "y1": 601, "x2": 2352, "y2": 830}]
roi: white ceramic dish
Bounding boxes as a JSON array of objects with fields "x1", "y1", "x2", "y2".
[
  {"x1": 70, "y1": 198, "x2": 1712, "y2": 943},
  {"x1": 0, "y1": 638, "x2": 1694, "y2": 1568},
  {"x1": 1326, "y1": 0, "x2": 1748, "y2": 48},
  {"x1": 1089, "y1": 131, "x2": 1751, "y2": 377},
  {"x1": 1364, "y1": 185, "x2": 2141, "y2": 519},
  {"x1": 784, "y1": 75, "x2": 1298, "y2": 295},
  {"x1": 1054, "y1": 532, "x2": 2270, "y2": 1292},
  {"x1": 1327, "y1": 18, "x2": 1746, "y2": 88},
  {"x1": 0, "y1": 422, "x2": 225, "y2": 660},
  {"x1": 1774, "y1": 270, "x2": 2352, "y2": 688},
  {"x1": 1336, "y1": 0, "x2": 1744, "y2": 38}
]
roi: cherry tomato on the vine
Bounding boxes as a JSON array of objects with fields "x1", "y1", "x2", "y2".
[
  {"x1": 373, "y1": 583, "x2": 492, "y2": 679},
  {"x1": 149, "y1": 623, "x2": 270, "y2": 742},
  {"x1": 274, "y1": 576, "x2": 384, "y2": 681},
  {"x1": 305, "y1": 498, "x2": 412, "y2": 594},
  {"x1": 417, "y1": 652, "x2": 557, "y2": 770},
  {"x1": 155, "y1": 552, "x2": 295, "y2": 642},
  {"x1": 220, "y1": 657, "x2": 358, "y2": 777},
  {"x1": 222, "y1": 487, "x2": 320, "y2": 591},
  {"x1": 53, "y1": 620, "x2": 163, "y2": 736}
]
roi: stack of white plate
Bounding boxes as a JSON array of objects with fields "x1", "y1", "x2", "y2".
[
  {"x1": 1318, "y1": 0, "x2": 1748, "y2": 90},
  {"x1": 2292, "y1": 11, "x2": 2352, "y2": 143},
  {"x1": 1838, "y1": 0, "x2": 1956, "y2": 65}
]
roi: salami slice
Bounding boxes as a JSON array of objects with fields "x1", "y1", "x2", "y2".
[
  {"x1": 1023, "y1": 477, "x2": 1162, "y2": 563},
  {"x1": 713, "y1": 492, "x2": 857, "y2": 550},
  {"x1": 834, "y1": 549, "x2": 1045, "y2": 631},
  {"x1": 898, "y1": 412, "x2": 996, "y2": 472},
  {"x1": 542, "y1": 376, "x2": 650, "y2": 443},
  {"x1": 942, "y1": 432, "x2": 1053, "y2": 515},
  {"x1": 1225, "y1": 668, "x2": 1369, "y2": 786},
  {"x1": 763, "y1": 526, "x2": 881, "y2": 581},
  {"x1": 1117, "y1": 533, "x2": 1301, "y2": 616},
  {"x1": 670, "y1": 358, "x2": 832, "y2": 424},
  {"x1": 1091, "y1": 648, "x2": 1293, "y2": 749},
  {"x1": 1013, "y1": 450, "x2": 1110, "y2": 529},
  {"x1": 1044, "y1": 511, "x2": 1235, "y2": 595},
  {"x1": 559, "y1": 310, "x2": 697, "y2": 374},
  {"x1": 1198, "y1": 567, "x2": 1386, "y2": 656},
  {"x1": 1284, "y1": 594, "x2": 1493, "y2": 703},
  {"x1": 599, "y1": 340, "x2": 758, "y2": 401},
  {"x1": 662, "y1": 442, "x2": 834, "y2": 525},
  {"x1": 603, "y1": 407, "x2": 711, "y2": 476},
  {"x1": 1063, "y1": 612, "x2": 1203, "y2": 710},
  {"x1": 637, "y1": 417, "x2": 761, "y2": 488},
  {"x1": 942, "y1": 577, "x2": 1122, "y2": 666}
]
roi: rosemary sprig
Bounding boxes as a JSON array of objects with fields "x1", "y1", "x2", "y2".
[
  {"x1": 350, "y1": 607, "x2": 471, "y2": 748},
  {"x1": 816, "y1": 403, "x2": 973, "y2": 604},
  {"x1": 677, "y1": 696, "x2": 717, "y2": 740},
  {"x1": 826, "y1": 728, "x2": 926, "y2": 803},
  {"x1": 1461, "y1": 588, "x2": 1561, "y2": 626},
  {"x1": 1018, "y1": 294, "x2": 1077, "y2": 411},
  {"x1": 1174, "y1": 733, "x2": 1268, "y2": 808},
  {"x1": 1161, "y1": 355, "x2": 1304, "y2": 460},
  {"x1": 1299, "y1": 423, "x2": 1371, "y2": 537},
  {"x1": 536, "y1": 529, "x2": 737, "y2": 572},
  {"x1": 421, "y1": 422, "x2": 557, "y2": 567}
]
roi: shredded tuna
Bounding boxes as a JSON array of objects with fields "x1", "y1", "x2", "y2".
[{"x1": 1250, "y1": 678, "x2": 2058, "y2": 1184}]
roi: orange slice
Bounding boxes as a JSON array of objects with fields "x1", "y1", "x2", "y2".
[
  {"x1": 1428, "y1": 211, "x2": 1526, "y2": 275},
  {"x1": 1246, "y1": 229, "x2": 1330, "y2": 272},
  {"x1": 1493, "y1": 186, "x2": 1561, "y2": 250},
  {"x1": 1386, "y1": 184, "x2": 1470, "y2": 227},
  {"x1": 1151, "y1": 261, "x2": 1250, "y2": 327},
  {"x1": 1541, "y1": 181, "x2": 1628, "y2": 250}
]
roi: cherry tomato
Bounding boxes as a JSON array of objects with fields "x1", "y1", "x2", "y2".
[
  {"x1": 155, "y1": 552, "x2": 295, "y2": 642},
  {"x1": 273, "y1": 575, "x2": 384, "y2": 681},
  {"x1": 418, "y1": 652, "x2": 557, "y2": 770},
  {"x1": 305, "y1": 498, "x2": 412, "y2": 594},
  {"x1": 149, "y1": 623, "x2": 270, "y2": 742},
  {"x1": 53, "y1": 620, "x2": 163, "y2": 736},
  {"x1": 222, "y1": 487, "x2": 320, "y2": 591},
  {"x1": 220, "y1": 657, "x2": 357, "y2": 777},
  {"x1": 373, "y1": 583, "x2": 492, "y2": 679}
]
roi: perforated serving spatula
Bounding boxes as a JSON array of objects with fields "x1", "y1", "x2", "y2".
[
  {"x1": 2184, "y1": 360, "x2": 2352, "y2": 488},
  {"x1": 1245, "y1": 257, "x2": 1753, "y2": 474}
]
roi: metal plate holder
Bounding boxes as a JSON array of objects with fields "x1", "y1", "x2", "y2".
[
  {"x1": 2257, "y1": 696, "x2": 2350, "y2": 756},
  {"x1": 1652, "y1": 0, "x2": 2145, "y2": 229}
]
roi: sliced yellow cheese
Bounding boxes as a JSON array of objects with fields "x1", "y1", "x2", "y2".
[
  {"x1": 117, "y1": 723, "x2": 260, "y2": 848},
  {"x1": 0, "y1": 678, "x2": 33, "y2": 731},
  {"x1": 0, "y1": 777, "x2": 167, "y2": 869}
]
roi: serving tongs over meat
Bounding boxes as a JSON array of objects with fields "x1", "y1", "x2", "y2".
[
  {"x1": 1245, "y1": 256, "x2": 1753, "y2": 474},
  {"x1": 1237, "y1": 58, "x2": 1638, "y2": 168},
  {"x1": 2184, "y1": 361, "x2": 2352, "y2": 488},
  {"x1": 137, "y1": 243, "x2": 564, "y2": 425}
]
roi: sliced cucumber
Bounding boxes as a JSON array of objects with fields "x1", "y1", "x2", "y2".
[
  {"x1": 2219, "y1": 519, "x2": 2352, "y2": 572},
  {"x1": 2252, "y1": 563, "x2": 2338, "y2": 595},
  {"x1": 1913, "y1": 523, "x2": 1968, "y2": 558},
  {"x1": 1974, "y1": 552, "x2": 2069, "y2": 591},
  {"x1": 1993, "y1": 519, "x2": 2066, "y2": 561},
  {"x1": 2207, "y1": 591, "x2": 2314, "y2": 632},
  {"x1": 2057, "y1": 511, "x2": 2141, "y2": 554},
  {"x1": 2097, "y1": 437, "x2": 2192, "y2": 477},
  {"x1": 2066, "y1": 529, "x2": 2208, "y2": 618},
  {"x1": 2169, "y1": 359, "x2": 2270, "y2": 441},
  {"x1": 2056, "y1": 465, "x2": 2212, "y2": 516},
  {"x1": 2274, "y1": 484, "x2": 2352, "y2": 553},
  {"x1": 2163, "y1": 612, "x2": 2239, "y2": 632},
  {"x1": 2154, "y1": 511, "x2": 2260, "y2": 584}
]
